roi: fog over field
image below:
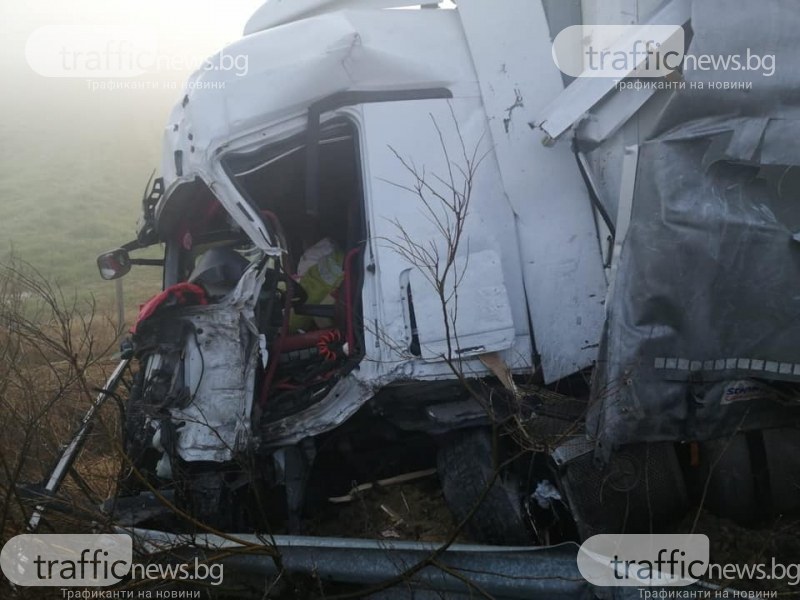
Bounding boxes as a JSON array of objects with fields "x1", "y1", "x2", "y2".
[{"x1": 0, "y1": 0, "x2": 263, "y2": 308}]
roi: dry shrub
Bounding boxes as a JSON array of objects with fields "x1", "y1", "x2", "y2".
[{"x1": 0, "y1": 259, "x2": 123, "y2": 544}]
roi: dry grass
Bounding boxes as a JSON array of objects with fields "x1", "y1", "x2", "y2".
[{"x1": 0, "y1": 260, "x2": 125, "y2": 543}]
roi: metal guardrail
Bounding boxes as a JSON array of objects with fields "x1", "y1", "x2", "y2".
[{"x1": 124, "y1": 528, "x2": 717, "y2": 599}]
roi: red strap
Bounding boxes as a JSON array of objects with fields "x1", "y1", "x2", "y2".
[{"x1": 131, "y1": 282, "x2": 208, "y2": 333}]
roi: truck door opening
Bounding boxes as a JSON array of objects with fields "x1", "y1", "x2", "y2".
[{"x1": 222, "y1": 117, "x2": 367, "y2": 424}]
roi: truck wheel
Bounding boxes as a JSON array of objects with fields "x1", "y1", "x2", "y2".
[
  {"x1": 437, "y1": 428, "x2": 533, "y2": 545},
  {"x1": 558, "y1": 441, "x2": 688, "y2": 540}
]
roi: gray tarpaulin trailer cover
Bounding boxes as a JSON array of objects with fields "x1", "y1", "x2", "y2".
[{"x1": 589, "y1": 0, "x2": 800, "y2": 455}]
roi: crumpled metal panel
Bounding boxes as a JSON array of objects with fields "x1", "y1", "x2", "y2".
[
  {"x1": 159, "y1": 8, "x2": 477, "y2": 253},
  {"x1": 171, "y1": 264, "x2": 264, "y2": 462}
]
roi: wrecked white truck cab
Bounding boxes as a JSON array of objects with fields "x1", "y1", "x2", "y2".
[
  {"x1": 151, "y1": 6, "x2": 595, "y2": 447},
  {"x1": 93, "y1": 0, "x2": 800, "y2": 543}
]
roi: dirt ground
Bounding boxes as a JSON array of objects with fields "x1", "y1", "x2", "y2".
[
  {"x1": 307, "y1": 473, "x2": 800, "y2": 593},
  {"x1": 307, "y1": 475, "x2": 463, "y2": 543},
  {"x1": 678, "y1": 510, "x2": 800, "y2": 591}
]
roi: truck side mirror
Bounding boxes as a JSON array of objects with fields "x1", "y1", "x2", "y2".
[{"x1": 97, "y1": 249, "x2": 132, "y2": 280}]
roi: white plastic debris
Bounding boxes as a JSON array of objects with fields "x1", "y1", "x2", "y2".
[{"x1": 532, "y1": 480, "x2": 562, "y2": 509}]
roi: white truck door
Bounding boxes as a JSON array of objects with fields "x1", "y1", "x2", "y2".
[{"x1": 358, "y1": 98, "x2": 527, "y2": 367}]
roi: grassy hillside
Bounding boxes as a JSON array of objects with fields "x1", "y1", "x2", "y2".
[
  {"x1": 0, "y1": 0, "x2": 266, "y2": 317},
  {"x1": 0, "y1": 76, "x2": 174, "y2": 314}
]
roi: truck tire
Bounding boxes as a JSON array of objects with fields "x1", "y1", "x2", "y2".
[
  {"x1": 437, "y1": 427, "x2": 533, "y2": 545},
  {"x1": 559, "y1": 441, "x2": 688, "y2": 540}
]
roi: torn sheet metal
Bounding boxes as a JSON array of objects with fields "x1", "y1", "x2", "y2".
[
  {"x1": 170, "y1": 264, "x2": 264, "y2": 462},
  {"x1": 589, "y1": 0, "x2": 800, "y2": 454},
  {"x1": 457, "y1": 0, "x2": 607, "y2": 383}
]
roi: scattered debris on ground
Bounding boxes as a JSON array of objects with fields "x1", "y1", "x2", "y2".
[{"x1": 307, "y1": 475, "x2": 464, "y2": 543}]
